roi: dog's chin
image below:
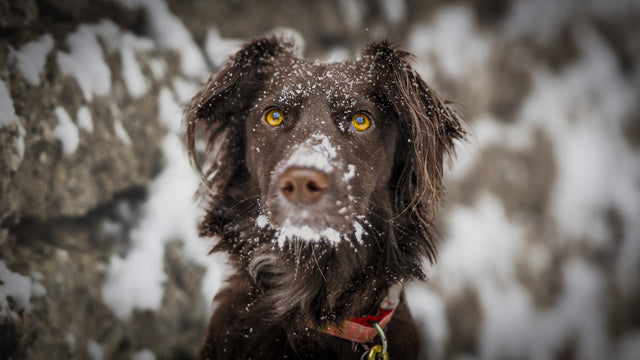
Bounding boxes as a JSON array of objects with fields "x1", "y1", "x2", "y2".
[{"x1": 261, "y1": 208, "x2": 364, "y2": 247}]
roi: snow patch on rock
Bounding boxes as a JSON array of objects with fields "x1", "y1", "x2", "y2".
[
  {"x1": 11, "y1": 34, "x2": 54, "y2": 86},
  {"x1": 408, "y1": 6, "x2": 489, "y2": 81},
  {"x1": 205, "y1": 27, "x2": 242, "y2": 68},
  {"x1": 436, "y1": 193, "x2": 525, "y2": 295},
  {"x1": 0, "y1": 80, "x2": 19, "y2": 127},
  {"x1": 515, "y1": 28, "x2": 640, "y2": 288},
  {"x1": 406, "y1": 284, "x2": 448, "y2": 360},
  {"x1": 113, "y1": 119, "x2": 131, "y2": 145},
  {"x1": 503, "y1": 0, "x2": 640, "y2": 45},
  {"x1": 77, "y1": 106, "x2": 94, "y2": 132},
  {"x1": 0, "y1": 261, "x2": 46, "y2": 317},
  {"x1": 57, "y1": 25, "x2": 112, "y2": 101},
  {"x1": 380, "y1": 0, "x2": 406, "y2": 24},
  {"x1": 158, "y1": 87, "x2": 182, "y2": 132},
  {"x1": 172, "y1": 78, "x2": 199, "y2": 103},
  {"x1": 121, "y1": 33, "x2": 154, "y2": 98},
  {"x1": 86, "y1": 340, "x2": 104, "y2": 360},
  {"x1": 102, "y1": 88, "x2": 226, "y2": 318},
  {"x1": 338, "y1": 0, "x2": 364, "y2": 31},
  {"x1": 148, "y1": 58, "x2": 166, "y2": 80},
  {"x1": 117, "y1": 0, "x2": 208, "y2": 79},
  {"x1": 0, "y1": 79, "x2": 25, "y2": 161},
  {"x1": 53, "y1": 106, "x2": 80, "y2": 155},
  {"x1": 132, "y1": 349, "x2": 156, "y2": 360}
]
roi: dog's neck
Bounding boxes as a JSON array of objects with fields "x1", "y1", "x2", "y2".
[{"x1": 240, "y1": 237, "x2": 394, "y2": 329}]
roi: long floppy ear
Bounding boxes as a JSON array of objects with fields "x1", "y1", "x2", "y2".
[
  {"x1": 362, "y1": 40, "x2": 465, "y2": 262},
  {"x1": 185, "y1": 36, "x2": 297, "y2": 197}
]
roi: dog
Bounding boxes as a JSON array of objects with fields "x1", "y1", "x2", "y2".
[{"x1": 185, "y1": 35, "x2": 464, "y2": 359}]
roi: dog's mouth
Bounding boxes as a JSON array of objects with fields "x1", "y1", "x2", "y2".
[
  {"x1": 259, "y1": 181, "x2": 360, "y2": 244},
  {"x1": 256, "y1": 212, "x2": 367, "y2": 247},
  {"x1": 256, "y1": 135, "x2": 370, "y2": 246}
]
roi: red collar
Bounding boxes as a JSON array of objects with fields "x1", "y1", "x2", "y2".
[
  {"x1": 317, "y1": 284, "x2": 402, "y2": 343},
  {"x1": 319, "y1": 307, "x2": 396, "y2": 343}
]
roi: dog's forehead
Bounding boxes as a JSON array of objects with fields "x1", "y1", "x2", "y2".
[{"x1": 264, "y1": 57, "x2": 377, "y2": 107}]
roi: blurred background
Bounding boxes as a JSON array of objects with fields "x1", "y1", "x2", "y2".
[{"x1": 1, "y1": 0, "x2": 639, "y2": 359}]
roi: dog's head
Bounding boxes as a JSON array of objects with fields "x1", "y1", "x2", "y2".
[{"x1": 186, "y1": 35, "x2": 463, "y2": 277}]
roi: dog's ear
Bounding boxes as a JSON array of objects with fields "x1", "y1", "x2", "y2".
[
  {"x1": 185, "y1": 36, "x2": 298, "y2": 193},
  {"x1": 361, "y1": 41, "x2": 465, "y2": 261}
]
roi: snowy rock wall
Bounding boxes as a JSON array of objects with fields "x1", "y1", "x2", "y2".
[
  {"x1": 1, "y1": 1, "x2": 211, "y2": 358},
  {"x1": 1, "y1": 0, "x2": 639, "y2": 359}
]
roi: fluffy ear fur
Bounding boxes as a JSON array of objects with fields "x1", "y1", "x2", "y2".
[
  {"x1": 361, "y1": 40, "x2": 465, "y2": 263},
  {"x1": 185, "y1": 35, "x2": 296, "y2": 197},
  {"x1": 185, "y1": 36, "x2": 298, "y2": 233}
]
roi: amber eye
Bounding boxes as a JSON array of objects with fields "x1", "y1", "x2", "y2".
[
  {"x1": 265, "y1": 108, "x2": 284, "y2": 126},
  {"x1": 351, "y1": 113, "x2": 371, "y2": 132}
]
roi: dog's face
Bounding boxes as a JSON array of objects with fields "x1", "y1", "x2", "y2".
[
  {"x1": 187, "y1": 36, "x2": 463, "y2": 270},
  {"x1": 244, "y1": 57, "x2": 398, "y2": 243}
]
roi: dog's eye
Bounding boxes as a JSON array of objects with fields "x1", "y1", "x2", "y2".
[
  {"x1": 351, "y1": 113, "x2": 371, "y2": 132},
  {"x1": 265, "y1": 108, "x2": 284, "y2": 127}
]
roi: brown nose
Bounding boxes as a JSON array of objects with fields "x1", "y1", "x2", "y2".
[{"x1": 279, "y1": 167, "x2": 328, "y2": 204}]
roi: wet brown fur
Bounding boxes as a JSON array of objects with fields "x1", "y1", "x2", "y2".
[{"x1": 185, "y1": 36, "x2": 464, "y2": 359}]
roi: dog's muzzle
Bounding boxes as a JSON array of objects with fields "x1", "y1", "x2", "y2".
[{"x1": 279, "y1": 167, "x2": 328, "y2": 204}]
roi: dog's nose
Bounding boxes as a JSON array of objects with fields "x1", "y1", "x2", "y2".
[{"x1": 279, "y1": 167, "x2": 328, "y2": 204}]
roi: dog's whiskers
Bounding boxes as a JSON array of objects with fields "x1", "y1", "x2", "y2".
[
  {"x1": 311, "y1": 246, "x2": 327, "y2": 283},
  {"x1": 218, "y1": 195, "x2": 260, "y2": 229}
]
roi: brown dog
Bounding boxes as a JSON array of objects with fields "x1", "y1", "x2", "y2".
[{"x1": 185, "y1": 35, "x2": 463, "y2": 359}]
